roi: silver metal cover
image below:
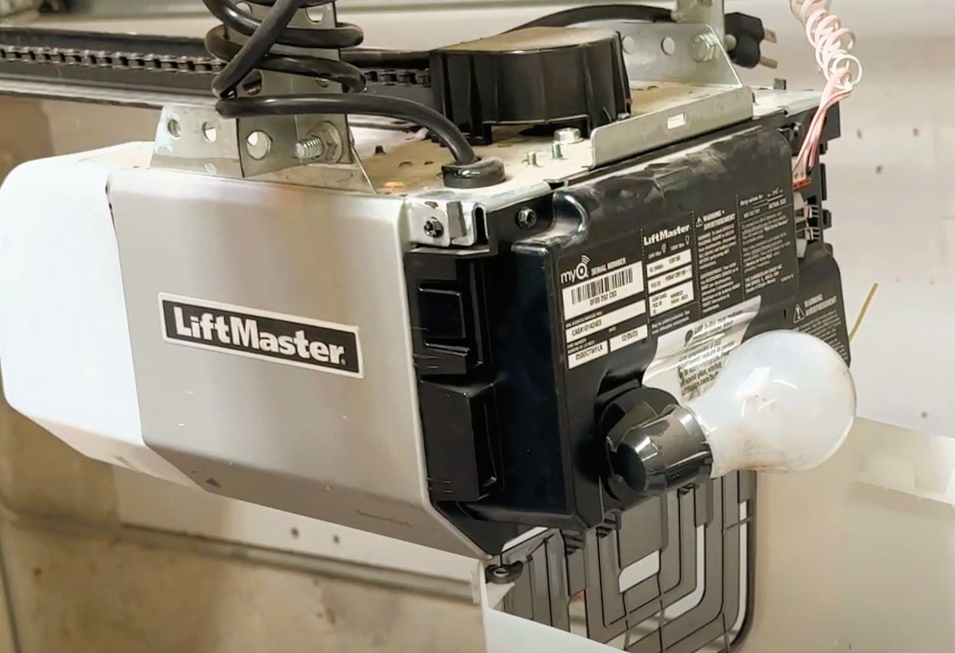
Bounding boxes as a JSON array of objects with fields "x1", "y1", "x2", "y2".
[{"x1": 109, "y1": 168, "x2": 484, "y2": 557}]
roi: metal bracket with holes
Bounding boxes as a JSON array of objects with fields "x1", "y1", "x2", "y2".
[
  {"x1": 586, "y1": 22, "x2": 752, "y2": 169},
  {"x1": 148, "y1": 2, "x2": 370, "y2": 190}
]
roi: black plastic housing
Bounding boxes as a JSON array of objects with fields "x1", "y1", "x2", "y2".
[
  {"x1": 405, "y1": 110, "x2": 848, "y2": 556},
  {"x1": 430, "y1": 26, "x2": 630, "y2": 144}
]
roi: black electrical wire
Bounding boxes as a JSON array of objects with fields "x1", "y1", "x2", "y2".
[
  {"x1": 218, "y1": 95, "x2": 478, "y2": 165},
  {"x1": 203, "y1": 0, "x2": 365, "y2": 97},
  {"x1": 206, "y1": 25, "x2": 365, "y2": 93},
  {"x1": 203, "y1": 1, "x2": 670, "y2": 167},
  {"x1": 203, "y1": 0, "x2": 363, "y2": 49},
  {"x1": 508, "y1": 4, "x2": 673, "y2": 31},
  {"x1": 203, "y1": 0, "x2": 479, "y2": 165}
]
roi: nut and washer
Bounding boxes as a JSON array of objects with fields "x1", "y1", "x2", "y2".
[
  {"x1": 317, "y1": 122, "x2": 343, "y2": 163},
  {"x1": 691, "y1": 33, "x2": 720, "y2": 63},
  {"x1": 555, "y1": 127, "x2": 582, "y2": 145},
  {"x1": 297, "y1": 122, "x2": 344, "y2": 163}
]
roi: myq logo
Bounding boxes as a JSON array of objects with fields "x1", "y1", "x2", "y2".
[
  {"x1": 159, "y1": 294, "x2": 363, "y2": 378},
  {"x1": 561, "y1": 255, "x2": 591, "y2": 285}
]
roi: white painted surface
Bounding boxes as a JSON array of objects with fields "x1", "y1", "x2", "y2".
[
  {"x1": 745, "y1": 420, "x2": 955, "y2": 653},
  {"x1": 0, "y1": 144, "x2": 195, "y2": 487}
]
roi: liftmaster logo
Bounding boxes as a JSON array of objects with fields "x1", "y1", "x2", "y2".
[{"x1": 159, "y1": 294, "x2": 363, "y2": 378}]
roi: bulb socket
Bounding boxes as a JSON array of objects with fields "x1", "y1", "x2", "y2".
[{"x1": 611, "y1": 405, "x2": 713, "y2": 495}]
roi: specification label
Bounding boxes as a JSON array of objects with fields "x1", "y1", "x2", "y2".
[
  {"x1": 739, "y1": 188, "x2": 796, "y2": 297},
  {"x1": 556, "y1": 182, "x2": 797, "y2": 370},
  {"x1": 643, "y1": 219, "x2": 697, "y2": 336}
]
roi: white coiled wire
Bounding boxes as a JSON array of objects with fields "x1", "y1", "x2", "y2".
[{"x1": 790, "y1": 0, "x2": 862, "y2": 185}]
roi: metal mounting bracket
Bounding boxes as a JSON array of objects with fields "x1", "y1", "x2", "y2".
[
  {"x1": 586, "y1": 21, "x2": 753, "y2": 168},
  {"x1": 148, "y1": 2, "x2": 371, "y2": 191}
]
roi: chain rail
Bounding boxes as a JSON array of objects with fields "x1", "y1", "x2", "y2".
[{"x1": 0, "y1": 29, "x2": 431, "y2": 97}]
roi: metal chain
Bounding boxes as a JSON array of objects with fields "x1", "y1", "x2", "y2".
[
  {"x1": 0, "y1": 38, "x2": 430, "y2": 87},
  {"x1": 0, "y1": 43, "x2": 223, "y2": 74}
]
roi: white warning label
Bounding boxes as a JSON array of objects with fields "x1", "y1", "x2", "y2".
[{"x1": 643, "y1": 297, "x2": 762, "y2": 402}]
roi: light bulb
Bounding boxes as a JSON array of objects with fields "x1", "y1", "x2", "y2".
[
  {"x1": 610, "y1": 331, "x2": 856, "y2": 495},
  {"x1": 687, "y1": 330, "x2": 856, "y2": 477}
]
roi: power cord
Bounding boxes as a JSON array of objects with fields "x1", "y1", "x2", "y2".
[
  {"x1": 203, "y1": 0, "x2": 503, "y2": 185},
  {"x1": 790, "y1": 0, "x2": 862, "y2": 187}
]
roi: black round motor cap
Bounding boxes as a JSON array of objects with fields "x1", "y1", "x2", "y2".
[{"x1": 431, "y1": 26, "x2": 631, "y2": 144}]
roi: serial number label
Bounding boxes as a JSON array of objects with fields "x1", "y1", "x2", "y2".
[{"x1": 562, "y1": 263, "x2": 644, "y2": 321}]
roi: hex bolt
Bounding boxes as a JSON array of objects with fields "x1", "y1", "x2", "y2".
[
  {"x1": 691, "y1": 33, "x2": 720, "y2": 63},
  {"x1": 317, "y1": 122, "x2": 344, "y2": 163},
  {"x1": 551, "y1": 142, "x2": 564, "y2": 160},
  {"x1": 516, "y1": 207, "x2": 538, "y2": 230},
  {"x1": 555, "y1": 127, "x2": 582, "y2": 145},
  {"x1": 423, "y1": 219, "x2": 444, "y2": 239},
  {"x1": 523, "y1": 151, "x2": 539, "y2": 167},
  {"x1": 295, "y1": 137, "x2": 325, "y2": 161}
]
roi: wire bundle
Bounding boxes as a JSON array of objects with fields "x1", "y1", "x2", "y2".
[
  {"x1": 790, "y1": 0, "x2": 863, "y2": 185},
  {"x1": 203, "y1": 0, "x2": 479, "y2": 165}
]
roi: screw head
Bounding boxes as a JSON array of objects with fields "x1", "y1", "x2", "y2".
[
  {"x1": 516, "y1": 207, "x2": 538, "y2": 230},
  {"x1": 423, "y1": 219, "x2": 444, "y2": 238},
  {"x1": 486, "y1": 561, "x2": 525, "y2": 585}
]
